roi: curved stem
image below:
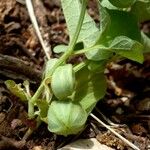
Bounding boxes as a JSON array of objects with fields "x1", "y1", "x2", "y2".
[
  {"x1": 67, "y1": 0, "x2": 88, "y2": 53},
  {"x1": 28, "y1": 0, "x2": 88, "y2": 117},
  {"x1": 73, "y1": 61, "x2": 87, "y2": 72}
]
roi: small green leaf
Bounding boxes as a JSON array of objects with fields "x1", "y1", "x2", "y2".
[
  {"x1": 5, "y1": 80, "x2": 27, "y2": 101},
  {"x1": 109, "y1": 36, "x2": 144, "y2": 63},
  {"x1": 73, "y1": 67, "x2": 107, "y2": 114},
  {"x1": 131, "y1": 1, "x2": 150, "y2": 22},
  {"x1": 53, "y1": 45, "x2": 68, "y2": 53},
  {"x1": 108, "y1": 0, "x2": 136, "y2": 8},
  {"x1": 44, "y1": 58, "x2": 58, "y2": 78},
  {"x1": 48, "y1": 100, "x2": 87, "y2": 136},
  {"x1": 35, "y1": 100, "x2": 49, "y2": 118},
  {"x1": 51, "y1": 64, "x2": 75, "y2": 100}
]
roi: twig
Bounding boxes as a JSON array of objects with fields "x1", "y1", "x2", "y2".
[
  {"x1": 95, "y1": 107, "x2": 126, "y2": 127},
  {"x1": 25, "y1": 0, "x2": 51, "y2": 60},
  {"x1": 90, "y1": 113, "x2": 140, "y2": 150},
  {"x1": 0, "y1": 54, "x2": 41, "y2": 82},
  {"x1": 33, "y1": 0, "x2": 51, "y2": 56}
]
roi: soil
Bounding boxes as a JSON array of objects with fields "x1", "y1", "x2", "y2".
[{"x1": 0, "y1": 0, "x2": 150, "y2": 150}]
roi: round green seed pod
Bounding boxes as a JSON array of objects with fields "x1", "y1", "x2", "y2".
[
  {"x1": 51, "y1": 64, "x2": 75, "y2": 100},
  {"x1": 47, "y1": 100, "x2": 87, "y2": 136},
  {"x1": 108, "y1": 0, "x2": 135, "y2": 8}
]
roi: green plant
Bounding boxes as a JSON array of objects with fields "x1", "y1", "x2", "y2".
[{"x1": 5, "y1": 0, "x2": 150, "y2": 136}]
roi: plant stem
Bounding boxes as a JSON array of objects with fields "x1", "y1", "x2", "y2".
[
  {"x1": 67, "y1": 0, "x2": 88, "y2": 53},
  {"x1": 73, "y1": 45, "x2": 103, "y2": 55},
  {"x1": 73, "y1": 61, "x2": 87, "y2": 72},
  {"x1": 28, "y1": 0, "x2": 88, "y2": 117}
]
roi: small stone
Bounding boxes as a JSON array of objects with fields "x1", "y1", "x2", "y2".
[{"x1": 58, "y1": 138, "x2": 114, "y2": 150}]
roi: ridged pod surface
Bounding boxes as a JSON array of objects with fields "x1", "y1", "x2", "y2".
[
  {"x1": 48, "y1": 100, "x2": 87, "y2": 136},
  {"x1": 51, "y1": 64, "x2": 75, "y2": 100}
]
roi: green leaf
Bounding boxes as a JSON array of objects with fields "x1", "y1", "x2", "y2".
[
  {"x1": 53, "y1": 45, "x2": 68, "y2": 53},
  {"x1": 96, "y1": 0, "x2": 111, "y2": 43},
  {"x1": 88, "y1": 60, "x2": 107, "y2": 73},
  {"x1": 85, "y1": 45, "x2": 113, "y2": 61},
  {"x1": 131, "y1": 1, "x2": 150, "y2": 22},
  {"x1": 48, "y1": 100, "x2": 87, "y2": 136},
  {"x1": 108, "y1": 0, "x2": 136, "y2": 8},
  {"x1": 35, "y1": 100, "x2": 49, "y2": 118},
  {"x1": 85, "y1": 2, "x2": 112, "y2": 60},
  {"x1": 109, "y1": 36, "x2": 144, "y2": 63},
  {"x1": 61, "y1": 0, "x2": 99, "y2": 47},
  {"x1": 5, "y1": 80, "x2": 27, "y2": 101},
  {"x1": 73, "y1": 67, "x2": 107, "y2": 114},
  {"x1": 106, "y1": 10, "x2": 141, "y2": 42},
  {"x1": 44, "y1": 58, "x2": 58, "y2": 78},
  {"x1": 51, "y1": 64, "x2": 75, "y2": 100}
]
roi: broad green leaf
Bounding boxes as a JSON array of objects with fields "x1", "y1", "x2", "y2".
[
  {"x1": 48, "y1": 100, "x2": 87, "y2": 136},
  {"x1": 109, "y1": 36, "x2": 144, "y2": 63},
  {"x1": 85, "y1": 45, "x2": 113, "y2": 61},
  {"x1": 44, "y1": 58, "x2": 58, "y2": 78},
  {"x1": 106, "y1": 10, "x2": 141, "y2": 42},
  {"x1": 88, "y1": 60, "x2": 107, "y2": 73},
  {"x1": 85, "y1": 2, "x2": 112, "y2": 60},
  {"x1": 35, "y1": 100, "x2": 49, "y2": 118},
  {"x1": 61, "y1": 0, "x2": 99, "y2": 47},
  {"x1": 108, "y1": 0, "x2": 136, "y2": 8},
  {"x1": 53, "y1": 45, "x2": 68, "y2": 53},
  {"x1": 73, "y1": 67, "x2": 107, "y2": 114},
  {"x1": 141, "y1": 32, "x2": 150, "y2": 53},
  {"x1": 131, "y1": 1, "x2": 150, "y2": 22},
  {"x1": 5, "y1": 80, "x2": 27, "y2": 101},
  {"x1": 96, "y1": 0, "x2": 111, "y2": 43},
  {"x1": 51, "y1": 64, "x2": 75, "y2": 100}
]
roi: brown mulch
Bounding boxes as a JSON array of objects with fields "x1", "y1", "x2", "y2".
[{"x1": 0, "y1": 0, "x2": 149, "y2": 150}]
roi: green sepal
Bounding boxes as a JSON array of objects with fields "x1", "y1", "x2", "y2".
[
  {"x1": 47, "y1": 100, "x2": 87, "y2": 136},
  {"x1": 5, "y1": 80, "x2": 27, "y2": 101},
  {"x1": 51, "y1": 64, "x2": 75, "y2": 100}
]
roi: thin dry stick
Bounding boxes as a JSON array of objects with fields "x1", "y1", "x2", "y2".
[
  {"x1": 25, "y1": 0, "x2": 51, "y2": 60},
  {"x1": 90, "y1": 113, "x2": 140, "y2": 150},
  {"x1": 95, "y1": 107, "x2": 125, "y2": 127}
]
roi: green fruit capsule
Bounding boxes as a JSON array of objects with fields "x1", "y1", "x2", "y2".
[
  {"x1": 47, "y1": 100, "x2": 87, "y2": 136},
  {"x1": 51, "y1": 64, "x2": 75, "y2": 100},
  {"x1": 108, "y1": 0, "x2": 135, "y2": 8}
]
